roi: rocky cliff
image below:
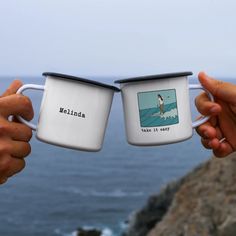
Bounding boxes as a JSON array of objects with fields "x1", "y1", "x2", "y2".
[{"x1": 123, "y1": 152, "x2": 236, "y2": 236}]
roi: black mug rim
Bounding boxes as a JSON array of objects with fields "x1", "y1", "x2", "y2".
[
  {"x1": 114, "y1": 71, "x2": 193, "y2": 84},
  {"x1": 43, "y1": 72, "x2": 120, "y2": 92}
]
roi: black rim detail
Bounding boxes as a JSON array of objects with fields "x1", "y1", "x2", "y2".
[
  {"x1": 114, "y1": 72, "x2": 193, "y2": 84},
  {"x1": 43, "y1": 72, "x2": 120, "y2": 92}
]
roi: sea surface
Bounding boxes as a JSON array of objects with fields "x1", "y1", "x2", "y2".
[
  {"x1": 139, "y1": 102, "x2": 178, "y2": 127},
  {"x1": 0, "y1": 76, "x2": 234, "y2": 236}
]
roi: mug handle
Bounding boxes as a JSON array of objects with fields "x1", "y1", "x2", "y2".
[
  {"x1": 16, "y1": 84, "x2": 45, "y2": 131},
  {"x1": 189, "y1": 84, "x2": 214, "y2": 128}
]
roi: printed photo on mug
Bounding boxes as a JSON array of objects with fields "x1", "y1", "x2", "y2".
[{"x1": 137, "y1": 89, "x2": 179, "y2": 127}]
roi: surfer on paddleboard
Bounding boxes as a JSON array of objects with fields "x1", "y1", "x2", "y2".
[{"x1": 157, "y1": 94, "x2": 164, "y2": 115}]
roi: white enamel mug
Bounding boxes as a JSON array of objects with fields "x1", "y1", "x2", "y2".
[
  {"x1": 17, "y1": 72, "x2": 120, "y2": 151},
  {"x1": 115, "y1": 72, "x2": 213, "y2": 146}
]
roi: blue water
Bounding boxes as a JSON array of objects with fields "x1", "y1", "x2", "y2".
[
  {"x1": 0, "y1": 76, "x2": 232, "y2": 236},
  {"x1": 139, "y1": 102, "x2": 179, "y2": 127}
]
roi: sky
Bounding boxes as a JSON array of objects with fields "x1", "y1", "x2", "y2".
[{"x1": 1, "y1": 0, "x2": 236, "y2": 79}]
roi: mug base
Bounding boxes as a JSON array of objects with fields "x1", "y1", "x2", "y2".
[
  {"x1": 36, "y1": 135, "x2": 102, "y2": 152},
  {"x1": 127, "y1": 135, "x2": 193, "y2": 147}
]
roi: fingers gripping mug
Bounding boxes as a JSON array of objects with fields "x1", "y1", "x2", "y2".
[
  {"x1": 115, "y1": 72, "x2": 213, "y2": 146},
  {"x1": 17, "y1": 72, "x2": 120, "y2": 151}
]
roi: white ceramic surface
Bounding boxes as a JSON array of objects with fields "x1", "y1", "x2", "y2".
[
  {"x1": 116, "y1": 73, "x2": 213, "y2": 146},
  {"x1": 17, "y1": 73, "x2": 119, "y2": 151}
]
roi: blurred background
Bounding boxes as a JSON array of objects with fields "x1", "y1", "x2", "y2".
[{"x1": 0, "y1": 1, "x2": 236, "y2": 236}]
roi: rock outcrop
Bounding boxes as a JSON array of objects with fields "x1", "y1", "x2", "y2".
[
  {"x1": 77, "y1": 228, "x2": 101, "y2": 236},
  {"x1": 123, "y1": 152, "x2": 236, "y2": 236}
]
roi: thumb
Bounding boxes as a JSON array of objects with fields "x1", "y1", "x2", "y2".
[{"x1": 198, "y1": 72, "x2": 236, "y2": 103}]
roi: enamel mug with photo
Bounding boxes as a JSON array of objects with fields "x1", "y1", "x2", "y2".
[
  {"x1": 115, "y1": 72, "x2": 213, "y2": 146},
  {"x1": 17, "y1": 72, "x2": 120, "y2": 151}
]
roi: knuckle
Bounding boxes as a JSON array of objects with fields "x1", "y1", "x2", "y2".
[
  {"x1": 23, "y1": 143, "x2": 32, "y2": 156},
  {"x1": 201, "y1": 138, "x2": 211, "y2": 149},
  {"x1": 195, "y1": 127, "x2": 201, "y2": 136},
  {"x1": 213, "y1": 147, "x2": 230, "y2": 158},
  {"x1": 0, "y1": 157, "x2": 11, "y2": 174},
  {"x1": 19, "y1": 160, "x2": 26, "y2": 172},
  {"x1": 23, "y1": 97, "x2": 34, "y2": 119},
  {"x1": 24, "y1": 126, "x2": 33, "y2": 141},
  {"x1": 195, "y1": 125, "x2": 205, "y2": 136},
  {"x1": 0, "y1": 142, "x2": 12, "y2": 156},
  {"x1": 26, "y1": 143, "x2": 31, "y2": 155},
  {"x1": 195, "y1": 93, "x2": 210, "y2": 113},
  {"x1": 194, "y1": 92, "x2": 205, "y2": 111},
  {"x1": 17, "y1": 94, "x2": 32, "y2": 107},
  {"x1": 213, "y1": 151, "x2": 224, "y2": 158},
  {"x1": 8, "y1": 160, "x2": 26, "y2": 177},
  {"x1": 23, "y1": 96, "x2": 32, "y2": 108},
  {"x1": 27, "y1": 129, "x2": 33, "y2": 140},
  {"x1": 16, "y1": 95, "x2": 34, "y2": 120}
]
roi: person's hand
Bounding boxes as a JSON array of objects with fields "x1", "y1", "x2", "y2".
[
  {"x1": 0, "y1": 80, "x2": 34, "y2": 184},
  {"x1": 195, "y1": 72, "x2": 236, "y2": 157}
]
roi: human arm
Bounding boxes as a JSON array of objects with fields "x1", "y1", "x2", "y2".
[
  {"x1": 0, "y1": 80, "x2": 34, "y2": 184},
  {"x1": 195, "y1": 72, "x2": 236, "y2": 157}
]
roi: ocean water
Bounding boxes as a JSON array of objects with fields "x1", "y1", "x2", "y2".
[
  {"x1": 0, "y1": 76, "x2": 232, "y2": 236},
  {"x1": 139, "y1": 102, "x2": 179, "y2": 127}
]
